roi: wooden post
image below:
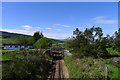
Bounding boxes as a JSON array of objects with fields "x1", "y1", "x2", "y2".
[{"x1": 105, "y1": 66, "x2": 108, "y2": 79}]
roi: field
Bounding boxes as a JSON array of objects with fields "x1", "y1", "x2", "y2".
[
  {"x1": 64, "y1": 56, "x2": 120, "y2": 79},
  {"x1": 1, "y1": 54, "x2": 23, "y2": 61},
  {"x1": 1, "y1": 49, "x2": 48, "y2": 61},
  {"x1": 1, "y1": 38, "x2": 17, "y2": 44}
]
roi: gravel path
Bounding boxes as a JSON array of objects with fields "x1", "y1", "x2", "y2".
[{"x1": 64, "y1": 50, "x2": 72, "y2": 56}]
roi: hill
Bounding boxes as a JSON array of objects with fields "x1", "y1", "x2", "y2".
[
  {"x1": 0, "y1": 31, "x2": 64, "y2": 44},
  {"x1": 0, "y1": 31, "x2": 31, "y2": 38}
]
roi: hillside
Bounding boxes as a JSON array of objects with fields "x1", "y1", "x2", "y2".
[
  {"x1": 0, "y1": 31, "x2": 64, "y2": 44},
  {"x1": 0, "y1": 31, "x2": 31, "y2": 38}
]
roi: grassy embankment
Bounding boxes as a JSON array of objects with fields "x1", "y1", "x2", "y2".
[
  {"x1": 1, "y1": 49, "x2": 41, "y2": 61},
  {"x1": 107, "y1": 48, "x2": 120, "y2": 55},
  {"x1": 64, "y1": 56, "x2": 119, "y2": 79}
]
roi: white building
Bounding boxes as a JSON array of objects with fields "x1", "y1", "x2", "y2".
[{"x1": 3, "y1": 44, "x2": 33, "y2": 49}]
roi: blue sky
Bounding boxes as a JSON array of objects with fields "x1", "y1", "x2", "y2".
[
  {"x1": 1, "y1": 2, "x2": 118, "y2": 39},
  {"x1": 1, "y1": 0, "x2": 120, "y2": 2}
]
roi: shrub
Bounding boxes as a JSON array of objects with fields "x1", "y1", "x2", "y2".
[{"x1": 2, "y1": 54, "x2": 51, "y2": 79}]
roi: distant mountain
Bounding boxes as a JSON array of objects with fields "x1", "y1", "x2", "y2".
[
  {"x1": 0, "y1": 31, "x2": 31, "y2": 38},
  {"x1": 56, "y1": 39, "x2": 67, "y2": 41},
  {"x1": 51, "y1": 39, "x2": 64, "y2": 43}
]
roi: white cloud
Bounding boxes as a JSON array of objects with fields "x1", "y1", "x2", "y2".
[
  {"x1": 1, "y1": 25, "x2": 71, "y2": 39},
  {"x1": 54, "y1": 29, "x2": 62, "y2": 31},
  {"x1": 54, "y1": 24, "x2": 72, "y2": 27},
  {"x1": 92, "y1": 16, "x2": 117, "y2": 24},
  {"x1": 21, "y1": 25, "x2": 32, "y2": 29},
  {"x1": 78, "y1": 27, "x2": 82, "y2": 30},
  {"x1": 1, "y1": 25, "x2": 42, "y2": 35},
  {"x1": 43, "y1": 32, "x2": 71, "y2": 39},
  {"x1": 0, "y1": 28, "x2": 35, "y2": 35},
  {"x1": 46, "y1": 28, "x2": 52, "y2": 30}
]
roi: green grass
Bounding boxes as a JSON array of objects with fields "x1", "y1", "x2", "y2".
[
  {"x1": 64, "y1": 56, "x2": 82, "y2": 78},
  {"x1": 1, "y1": 54, "x2": 23, "y2": 60},
  {"x1": 1, "y1": 49, "x2": 36, "y2": 53},
  {"x1": 1, "y1": 38, "x2": 17, "y2": 44},
  {"x1": 106, "y1": 64, "x2": 120, "y2": 79},
  {"x1": 1, "y1": 49, "x2": 47, "y2": 61},
  {"x1": 0, "y1": 49, "x2": 17, "y2": 53},
  {"x1": 1, "y1": 49, "x2": 36, "y2": 61},
  {"x1": 106, "y1": 48, "x2": 120, "y2": 55},
  {"x1": 64, "y1": 56, "x2": 120, "y2": 79}
]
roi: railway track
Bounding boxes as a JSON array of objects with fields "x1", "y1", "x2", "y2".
[{"x1": 48, "y1": 60, "x2": 64, "y2": 80}]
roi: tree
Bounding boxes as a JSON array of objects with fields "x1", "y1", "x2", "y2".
[
  {"x1": 17, "y1": 36, "x2": 28, "y2": 44},
  {"x1": 94, "y1": 27, "x2": 103, "y2": 41},
  {"x1": 33, "y1": 31, "x2": 44, "y2": 42},
  {"x1": 65, "y1": 26, "x2": 109, "y2": 58},
  {"x1": 34, "y1": 37, "x2": 53, "y2": 49},
  {"x1": 114, "y1": 28, "x2": 120, "y2": 52},
  {"x1": 27, "y1": 37, "x2": 35, "y2": 44}
]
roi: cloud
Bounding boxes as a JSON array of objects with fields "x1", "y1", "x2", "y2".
[
  {"x1": 1, "y1": 25, "x2": 71, "y2": 39},
  {"x1": 0, "y1": 28, "x2": 34, "y2": 35},
  {"x1": 43, "y1": 32, "x2": 71, "y2": 39},
  {"x1": 54, "y1": 24, "x2": 72, "y2": 27},
  {"x1": 0, "y1": 28, "x2": 71, "y2": 39},
  {"x1": 54, "y1": 29, "x2": 62, "y2": 31},
  {"x1": 21, "y1": 25, "x2": 32, "y2": 28},
  {"x1": 46, "y1": 28, "x2": 52, "y2": 30},
  {"x1": 78, "y1": 27, "x2": 82, "y2": 30},
  {"x1": 91, "y1": 16, "x2": 117, "y2": 24},
  {"x1": 1, "y1": 25, "x2": 42, "y2": 35}
]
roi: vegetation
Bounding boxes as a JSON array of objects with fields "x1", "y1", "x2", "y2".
[
  {"x1": 2, "y1": 54, "x2": 23, "y2": 60},
  {"x1": 33, "y1": 31, "x2": 44, "y2": 42},
  {"x1": 107, "y1": 48, "x2": 120, "y2": 55},
  {"x1": 1, "y1": 27, "x2": 120, "y2": 79},
  {"x1": 34, "y1": 37, "x2": 53, "y2": 49},
  {"x1": 2, "y1": 53, "x2": 51, "y2": 79},
  {"x1": 64, "y1": 56, "x2": 107, "y2": 79},
  {"x1": 64, "y1": 26, "x2": 120, "y2": 58},
  {"x1": 1, "y1": 49, "x2": 36, "y2": 53},
  {"x1": 1, "y1": 38, "x2": 17, "y2": 44},
  {"x1": 106, "y1": 64, "x2": 119, "y2": 78},
  {"x1": 1, "y1": 31, "x2": 31, "y2": 38},
  {"x1": 64, "y1": 56, "x2": 119, "y2": 79},
  {"x1": 64, "y1": 27, "x2": 120, "y2": 79},
  {"x1": 1, "y1": 31, "x2": 62, "y2": 45}
]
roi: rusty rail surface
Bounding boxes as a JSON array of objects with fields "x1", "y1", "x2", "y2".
[{"x1": 48, "y1": 60, "x2": 64, "y2": 80}]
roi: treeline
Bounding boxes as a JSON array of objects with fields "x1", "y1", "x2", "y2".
[
  {"x1": 16, "y1": 31, "x2": 44, "y2": 45},
  {"x1": 2, "y1": 31, "x2": 53, "y2": 49},
  {"x1": 64, "y1": 26, "x2": 120, "y2": 58},
  {"x1": 17, "y1": 32, "x2": 54, "y2": 49},
  {"x1": 2, "y1": 31, "x2": 63, "y2": 48}
]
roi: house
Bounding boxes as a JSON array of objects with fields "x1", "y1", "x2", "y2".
[{"x1": 2, "y1": 44, "x2": 33, "y2": 49}]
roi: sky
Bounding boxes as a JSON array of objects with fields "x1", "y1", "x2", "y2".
[
  {"x1": 1, "y1": 0, "x2": 120, "y2": 2},
  {"x1": 1, "y1": 2, "x2": 118, "y2": 39}
]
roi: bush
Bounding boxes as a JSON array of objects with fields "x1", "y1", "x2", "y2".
[{"x1": 2, "y1": 54, "x2": 51, "y2": 79}]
